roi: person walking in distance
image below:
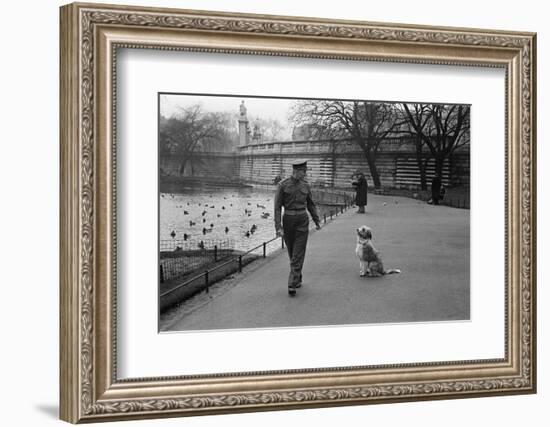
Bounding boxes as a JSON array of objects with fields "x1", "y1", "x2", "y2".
[{"x1": 274, "y1": 160, "x2": 321, "y2": 296}]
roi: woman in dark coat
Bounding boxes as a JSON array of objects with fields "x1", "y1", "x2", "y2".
[{"x1": 352, "y1": 172, "x2": 368, "y2": 213}]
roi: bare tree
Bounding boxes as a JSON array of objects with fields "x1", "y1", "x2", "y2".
[
  {"x1": 292, "y1": 100, "x2": 402, "y2": 188},
  {"x1": 160, "y1": 105, "x2": 232, "y2": 175},
  {"x1": 403, "y1": 103, "x2": 470, "y2": 182},
  {"x1": 251, "y1": 117, "x2": 285, "y2": 141},
  {"x1": 396, "y1": 103, "x2": 432, "y2": 190}
]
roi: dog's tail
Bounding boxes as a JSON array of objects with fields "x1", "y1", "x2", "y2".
[{"x1": 385, "y1": 268, "x2": 401, "y2": 274}]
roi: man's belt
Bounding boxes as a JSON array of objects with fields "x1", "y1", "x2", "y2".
[{"x1": 284, "y1": 209, "x2": 307, "y2": 215}]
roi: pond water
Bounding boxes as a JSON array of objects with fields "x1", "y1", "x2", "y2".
[{"x1": 160, "y1": 186, "x2": 282, "y2": 255}]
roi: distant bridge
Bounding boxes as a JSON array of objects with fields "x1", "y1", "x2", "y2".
[{"x1": 160, "y1": 137, "x2": 469, "y2": 190}]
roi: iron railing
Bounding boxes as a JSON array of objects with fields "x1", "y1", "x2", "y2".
[
  {"x1": 160, "y1": 235, "x2": 283, "y2": 299},
  {"x1": 160, "y1": 238, "x2": 234, "y2": 282},
  {"x1": 160, "y1": 237, "x2": 233, "y2": 252}
]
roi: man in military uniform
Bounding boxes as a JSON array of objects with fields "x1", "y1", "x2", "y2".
[{"x1": 274, "y1": 160, "x2": 321, "y2": 296}]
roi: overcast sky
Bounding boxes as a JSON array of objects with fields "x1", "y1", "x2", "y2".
[{"x1": 160, "y1": 94, "x2": 296, "y2": 139}]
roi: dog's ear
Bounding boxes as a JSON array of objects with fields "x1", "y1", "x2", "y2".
[{"x1": 366, "y1": 229, "x2": 372, "y2": 239}]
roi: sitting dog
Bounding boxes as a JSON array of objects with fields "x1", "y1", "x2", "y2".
[{"x1": 355, "y1": 225, "x2": 401, "y2": 277}]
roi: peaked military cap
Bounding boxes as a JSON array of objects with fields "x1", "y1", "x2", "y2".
[{"x1": 291, "y1": 159, "x2": 308, "y2": 169}]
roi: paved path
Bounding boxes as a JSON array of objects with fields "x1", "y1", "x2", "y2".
[{"x1": 161, "y1": 194, "x2": 469, "y2": 331}]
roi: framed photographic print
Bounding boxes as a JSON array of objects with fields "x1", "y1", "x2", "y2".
[{"x1": 60, "y1": 2, "x2": 536, "y2": 423}]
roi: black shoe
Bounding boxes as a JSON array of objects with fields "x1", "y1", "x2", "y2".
[
  {"x1": 295, "y1": 282, "x2": 302, "y2": 289},
  {"x1": 288, "y1": 287, "x2": 296, "y2": 297}
]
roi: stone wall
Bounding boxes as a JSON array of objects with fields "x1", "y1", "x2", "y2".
[
  {"x1": 237, "y1": 138, "x2": 469, "y2": 189},
  {"x1": 159, "y1": 137, "x2": 470, "y2": 190}
]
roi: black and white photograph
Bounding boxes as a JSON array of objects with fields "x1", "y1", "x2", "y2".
[{"x1": 158, "y1": 93, "x2": 471, "y2": 332}]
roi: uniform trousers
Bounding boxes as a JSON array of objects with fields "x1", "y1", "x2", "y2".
[{"x1": 282, "y1": 213, "x2": 309, "y2": 287}]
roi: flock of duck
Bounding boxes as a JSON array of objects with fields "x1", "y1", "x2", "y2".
[{"x1": 162, "y1": 193, "x2": 273, "y2": 248}]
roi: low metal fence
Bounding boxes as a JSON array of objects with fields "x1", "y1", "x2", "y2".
[
  {"x1": 160, "y1": 238, "x2": 234, "y2": 282},
  {"x1": 243, "y1": 182, "x2": 354, "y2": 207},
  {"x1": 411, "y1": 190, "x2": 470, "y2": 210},
  {"x1": 442, "y1": 195, "x2": 470, "y2": 209},
  {"x1": 311, "y1": 189, "x2": 354, "y2": 207},
  {"x1": 160, "y1": 235, "x2": 283, "y2": 300},
  {"x1": 160, "y1": 237, "x2": 233, "y2": 252}
]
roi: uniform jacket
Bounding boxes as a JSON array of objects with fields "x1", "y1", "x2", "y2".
[{"x1": 274, "y1": 177, "x2": 320, "y2": 231}]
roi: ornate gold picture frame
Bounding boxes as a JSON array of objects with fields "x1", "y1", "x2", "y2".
[{"x1": 60, "y1": 2, "x2": 536, "y2": 423}]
